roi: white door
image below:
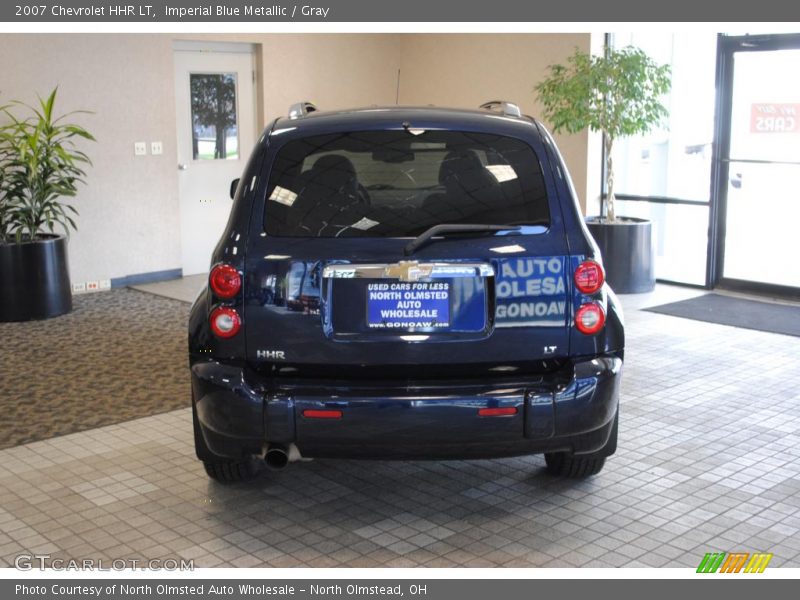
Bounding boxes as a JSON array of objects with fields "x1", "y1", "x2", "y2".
[{"x1": 174, "y1": 46, "x2": 256, "y2": 275}]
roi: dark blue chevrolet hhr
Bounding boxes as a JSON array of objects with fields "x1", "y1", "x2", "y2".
[{"x1": 188, "y1": 101, "x2": 624, "y2": 483}]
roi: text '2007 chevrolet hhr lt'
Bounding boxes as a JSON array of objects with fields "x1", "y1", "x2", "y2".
[{"x1": 188, "y1": 101, "x2": 624, "y2": 483}]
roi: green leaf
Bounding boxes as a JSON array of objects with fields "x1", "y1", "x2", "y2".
[
  {"x1": 0, "y1": 86, "x2": 94, "y2": 237},
  {"x1": 534, "y1": 44, "x2": 671, "y2": 222}
]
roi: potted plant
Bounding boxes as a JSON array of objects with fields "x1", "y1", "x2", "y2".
[
  {"x1": 0, "y1": 88, "x2": 94, "y2": 321},
  {"x1": 536, "y1": 45, "x2": 671, "y2": 293}
]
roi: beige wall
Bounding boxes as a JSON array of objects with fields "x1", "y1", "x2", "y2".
[
  {"x1": 397, "y1": 34, "x2": 595, "y2": 212},
  {"x1": 260, "y1": 35, "x2": 402, "y2": 121},
  {"x1": 172, "y1": 33, "x2": 404, "y2": 121},
  {"x1": 0, "y1": 34, "x2": 180, "y2": 285},
  {"x1": 1, "y1": 33, "x2": 597, "y2": 287},
  {"x1": 0, "y1": 33, "x2": 402, "y2": 285}
]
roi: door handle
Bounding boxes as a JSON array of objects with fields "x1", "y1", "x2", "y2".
[{"x1": 178, "y1": 163, "x2": 188, "y2": 171}]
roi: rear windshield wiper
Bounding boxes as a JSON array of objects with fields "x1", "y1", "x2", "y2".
[{"x1": 404, "y1": 223, "x2": 521, "y2": 256}]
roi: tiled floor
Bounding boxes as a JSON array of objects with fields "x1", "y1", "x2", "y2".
[
  {"x1": 1, "y1": 284, "x2": 799, "y2": 568},
  {"x1": 131, "y1": 274, "x2": 206, "y2": 304}
]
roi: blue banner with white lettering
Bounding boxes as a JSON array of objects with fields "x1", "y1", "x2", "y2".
[{"x1": 494, "y1": 256, "x2": 568, "y2": 327}]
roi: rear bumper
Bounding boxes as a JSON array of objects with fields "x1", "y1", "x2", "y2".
[{"x1": 191, "y1": 355, "x2": 622, "y2": 461}]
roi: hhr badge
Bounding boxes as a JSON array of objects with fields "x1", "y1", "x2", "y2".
[{"x1": 257, "y1": 349, "x2": 285, "y2": 360}]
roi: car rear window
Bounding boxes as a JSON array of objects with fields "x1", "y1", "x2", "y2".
[{"x1": 263, "y1": 130, "x2": 549, "y2": 237}]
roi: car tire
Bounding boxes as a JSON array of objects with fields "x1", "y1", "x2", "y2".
[
  {"x1": 545, "y1": 408, "x2": 617, "y2": 478},
  {"x1": 193, "y1": 396, "x2": 261, "y2": 483},
  {"x1": 544, "y1": 452, "x2": 606, "y2": 477},
  {"x1": 203, "y1": 460, "x2": 260, "y2": 483}
]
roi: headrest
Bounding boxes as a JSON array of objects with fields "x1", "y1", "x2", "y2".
[
  {"x1": 310, "y1": 154, "x2": 356, "y2": 178},
  {"x1": 438, "y1": 149, "x2": 485, "y2": 184}
]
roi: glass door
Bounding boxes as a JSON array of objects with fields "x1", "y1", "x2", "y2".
[{"x1": 714, "y1": 35, "x2": 800, "y2": 295}]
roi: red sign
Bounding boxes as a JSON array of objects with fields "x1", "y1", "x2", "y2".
[{"x1": 750, "y1": 103, "x2": 800, "y2": 133}]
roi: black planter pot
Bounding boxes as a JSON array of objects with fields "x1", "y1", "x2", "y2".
[
  {"x1": 586, "y1": 217, "x2": 655, "y2": 294},
  {"x1": 0, "y1": 234, "x2": 72, "y2": 321}
]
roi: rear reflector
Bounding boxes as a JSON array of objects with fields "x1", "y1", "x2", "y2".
[
  {"x1": 478, "y1": 407, "x2": 518, "y2": 417},
  {"x1": 575, "y1": 302, "x2": 606, "y2": 335},
  {"x1": 209, "y1": 306, "x2": 241, "y2": 338},
  {"x1": 303, "y1": 409, "x2": 343, "y2": 419}
]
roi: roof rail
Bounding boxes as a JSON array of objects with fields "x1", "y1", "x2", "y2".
[
  {"x1": 479, "y1": 100, "x2": 522, "y2": 118},
  {"x1": 288, "y1": 101, "x2": 318, "y2": 119}
]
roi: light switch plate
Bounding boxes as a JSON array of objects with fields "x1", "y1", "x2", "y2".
[
  {"x1": 151, "y1": 141, "x2": 163, "y2": 155},
  {"x1": 134, "y1": 142, "x2": 147, "y2": 156}
]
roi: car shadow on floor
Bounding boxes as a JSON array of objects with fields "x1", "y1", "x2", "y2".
[{"x1": 193, "y1": 455, "x2": 609, "y2": 566}]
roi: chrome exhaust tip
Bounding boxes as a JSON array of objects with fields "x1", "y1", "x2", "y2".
[{"x1": 264, "y1": 446, "x2": 289, "y2": 470}]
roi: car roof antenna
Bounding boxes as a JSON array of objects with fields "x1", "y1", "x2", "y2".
[{"x1": 395, "y1": 69, "x2": 401, "y2": 105}]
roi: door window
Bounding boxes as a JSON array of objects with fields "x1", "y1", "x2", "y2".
[{"x1": 190, "y1": 73, "x2": 239, "y2": 160}]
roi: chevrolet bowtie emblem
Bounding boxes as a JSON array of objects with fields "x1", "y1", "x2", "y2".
[{"x1": 383, "y1": 261, "x2": 434, "y2": 282}]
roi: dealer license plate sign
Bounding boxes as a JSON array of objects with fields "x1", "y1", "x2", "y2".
[{"x1": 366, "y1": 281, "x2": 450, "y2": 329}]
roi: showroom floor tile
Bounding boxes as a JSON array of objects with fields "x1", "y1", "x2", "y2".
[
  {"x1": 1, "y1": 286, "x2": 799, "y2": 568},
  {"x1": 130, "y1": 274, "x2": 206, "y2": 304}
]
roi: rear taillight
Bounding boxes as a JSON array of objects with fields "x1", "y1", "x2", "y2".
[
  {"x1": 210, "y1": 306, "x2": 241, "y2": 338},
  {"x1": 209, "y1": 264, "x2": 241, "y2": 299},
  {"x1": 575, "y1": 303, "x2": 606, "y2": 335},
  {"x1": 574, "y1": 260, "x2": 604, "y2": 294}
]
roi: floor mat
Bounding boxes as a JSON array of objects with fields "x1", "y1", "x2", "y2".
[
  {"x1": 0, "y1": 288, "x2": 190, "y2": 449},
  {"x1": 645, "y1": 293, "x2": 800, "y2": 337}
]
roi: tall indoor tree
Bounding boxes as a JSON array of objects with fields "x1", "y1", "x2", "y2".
[{"x1": 535, "y1": 45, "x2": 671, "y2": 222}]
